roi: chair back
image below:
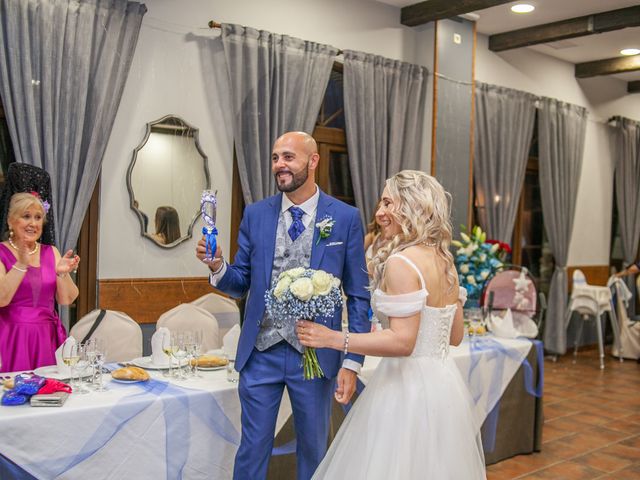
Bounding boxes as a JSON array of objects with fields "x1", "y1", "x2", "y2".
[
  {"x1": 70, "y1": 310, "x2": 143, "y2": 362},
  {"x1": 190, "y1": 293, "x2": 240, "y2": 339},
  {"x1": 481, "y1": 266, "x2": 537, "y2": 317},
  {"x1": 157, "y1": 303, "x2": 221, "y2": 351},
  {"x1": 572, "y1": 269, "x2": 587, "y2": 287}
]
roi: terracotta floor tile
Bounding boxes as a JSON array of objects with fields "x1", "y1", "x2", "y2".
[
  {"x1": 572, "y1": 450, "x2": 634, "y2": 473},
  {"x1": 518, "y1": 460, "x2": 604, "y2": 480},
  {"x1": 620, "y1": 435, "x2": 640, "y2": 450},
  {"x1": 598, "y1": 443, "x2": 640, "y2": 462}
]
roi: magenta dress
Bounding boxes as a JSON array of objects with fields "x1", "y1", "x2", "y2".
[{"x1": 0, "y1": 243, "x2": 66, "y2": 372}]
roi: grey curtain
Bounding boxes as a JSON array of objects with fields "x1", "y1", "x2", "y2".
[
  {"x1": 611, "y1": 117, "x2": 640, "y2": 269},
  {"x1": 538, "y1": 98, "x2": 587, "y2": 354},
  {"x1": 343, "y1": 50, "x2": 429, "y2": 226},
  {"x1": 474, "y1": 82, "x2": 536, "y2": 243},
  {"x1": 221, "y1": 24, "x2": 338, "y2": 204},
  {"x1": 0, "y1": 0, "x2": 146, "y2": 251}
]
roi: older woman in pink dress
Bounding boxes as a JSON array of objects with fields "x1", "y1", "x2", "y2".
[{"x1": 0, "y1": 192, "x2": 80, "y2": 372}]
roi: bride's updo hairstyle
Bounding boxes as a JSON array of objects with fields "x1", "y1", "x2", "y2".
[{"x1": 370, "y1": 170, "x2": 456, "y2": 292}]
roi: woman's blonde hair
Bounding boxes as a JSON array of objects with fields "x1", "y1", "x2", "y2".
[
  {"x1": 8, "y1": 192, "x2": 47, "y2": 222},
  {"x1": 369, "y1": 170, "x2": 456, "y2": 291}
]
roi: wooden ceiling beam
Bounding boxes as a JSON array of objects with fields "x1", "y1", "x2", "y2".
[
  {"x1": 575, "y1": 55, "x2": 640, "y2": 78},
  {"x1": 401, "y1": 0, "x2": 512, "y2": 27},
  {"x1": 628, "y1": 80, "x2": 640, "y2": 93},
  {"x1": 489, "y1": 6, "x2": 640, "y2": 52}
]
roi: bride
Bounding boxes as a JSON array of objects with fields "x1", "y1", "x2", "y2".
[{"x1": 297, "y1": 170, "x2": 486, "y2": 479}]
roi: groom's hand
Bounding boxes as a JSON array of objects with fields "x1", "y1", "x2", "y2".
[
  {"x1": 335, "y1": 368, "x2": 357, "y2": 405},
  {"x1": 196, "y1": 236, "x2": 223, "y2": 271}
]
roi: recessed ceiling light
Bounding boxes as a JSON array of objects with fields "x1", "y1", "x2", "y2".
[
  {"x1": 620, "y1": 48, "x2": 640, "y2": 56},
  {"x1": 511, "y1": 4, "x2": 535, "y2": 14}
]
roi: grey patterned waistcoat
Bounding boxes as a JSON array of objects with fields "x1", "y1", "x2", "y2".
[{"x1": 255, "y1": 210, "x2": 315, "y2": 352}]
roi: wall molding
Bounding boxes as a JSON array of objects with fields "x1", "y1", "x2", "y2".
[
  {"x1": 98, "y1": 277, "x2": 232, "y2": 324},
  {"x1": 567, "y1": 265, "x2": 611, "y2": 290}
]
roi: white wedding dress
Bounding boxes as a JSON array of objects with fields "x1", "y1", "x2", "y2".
[{"x1": 313, "y1": 254, "x2": 486, "y2": 479}]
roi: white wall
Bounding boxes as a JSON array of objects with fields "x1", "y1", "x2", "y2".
[
  {"x1": 476, "y1": 33, "x2": 640, "y2": 266},
  {"x1": 99, "y1": 0, "x2": 435, "y2": 279}
]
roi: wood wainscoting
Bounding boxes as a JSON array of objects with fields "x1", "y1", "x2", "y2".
[
  {"x1": 567, "y1": 265, "x2": 611, "y2": 291},
  {"x1": 98, "y1": 277, "x2": 232, "y2": 324}
]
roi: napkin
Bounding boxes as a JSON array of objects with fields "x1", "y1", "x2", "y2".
[
  {"x1": 487, "y1": 309, "x2": 519, "y2": 339},
  {"x1": 488, "y1": 309, "x2": 538, "y2": 339},
  {"x1": 222, "y1": 324, "x2": 241, "y2": 360},
  {"x1": 151, "y1": 327, "x2": 171, "y2": 366},
  {"x1": 55, "y1": 337, "x2": 75, "y2": 377}
]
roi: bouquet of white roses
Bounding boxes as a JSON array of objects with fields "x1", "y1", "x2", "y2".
[{"x1": 265, "y1": 267, "x2": 343, "y2": 380}]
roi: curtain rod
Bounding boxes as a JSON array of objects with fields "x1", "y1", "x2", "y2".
[{"x1": 207, "y1": 20, "x2": 343, "y2": 56}]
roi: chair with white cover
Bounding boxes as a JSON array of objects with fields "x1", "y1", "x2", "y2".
[
  {"x1": 564, "y1": 269, "x2": 620, "y2": 369},
  {"x1": 157, "y1": 303, "x2": 221, "y2": 351},
  {"x1": 70, "y1": 310, "x2": 143, "y2": 363},
  {"x1": 190, "y1": 293, "x2": 240, "y2": 339}
]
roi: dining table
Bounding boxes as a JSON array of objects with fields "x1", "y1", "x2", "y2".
[{"x1": 0, "y1": 335, "x2": 543, "y2": 479}]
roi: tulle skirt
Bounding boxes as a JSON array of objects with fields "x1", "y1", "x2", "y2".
[{"x1": 313, "y1": 355, "x2": 486, "y2": 479}]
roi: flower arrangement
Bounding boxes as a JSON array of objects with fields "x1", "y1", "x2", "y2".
[
  {"x1": 265, "y1": 267, "x2": 343, "y2": 379},
  {"x1": 452, "y1": 226, "x2": 506, "y2": 304}
]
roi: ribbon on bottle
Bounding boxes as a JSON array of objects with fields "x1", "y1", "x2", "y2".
[{"x1": 201, "y1": 190, "x2": 218, "y2": 259}]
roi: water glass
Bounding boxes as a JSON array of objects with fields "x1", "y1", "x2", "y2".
[{"x1": 224, "y1": 354, "x2": 239, "y2": 383}]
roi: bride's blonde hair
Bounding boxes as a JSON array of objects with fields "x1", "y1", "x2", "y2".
[{"x1": 370, "y1": 170, "x2": 456, "y2": 292}]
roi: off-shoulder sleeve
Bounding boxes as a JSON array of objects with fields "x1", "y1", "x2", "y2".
[{"x1": 373, "y1": 289, "x2": 427, "y2": 318}]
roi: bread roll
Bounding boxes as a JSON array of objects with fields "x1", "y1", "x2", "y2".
[
  {"x1": 112, "y1": 366, "x2": 150, "y2": 381},
  {"x1": 190, "y1": 355, "x2": 228, "y2": 368}
]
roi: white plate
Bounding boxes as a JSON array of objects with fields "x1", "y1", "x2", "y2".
[
  {"x1": 111, "y1": 377, "x2": 148, "y2": 384},
  {"x1": 196, "y1": 365, "x2": 227, "y2": 372},
  {"x1": 33, "y1": 365, "x2": 92, "y2": 380},
  {"x1": 129, "y1": 357, "x2": 185, "y2": 371}
]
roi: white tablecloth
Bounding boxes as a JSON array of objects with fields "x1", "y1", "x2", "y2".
[{"x1": 0, "y1": 335, "x2": 532, "y2": 479}]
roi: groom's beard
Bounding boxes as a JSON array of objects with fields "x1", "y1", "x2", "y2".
[{"x1": 275, "y1": 160, "x2": 310, "y2": 193}]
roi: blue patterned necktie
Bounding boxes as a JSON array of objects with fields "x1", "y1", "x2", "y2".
[{"x1": 288, "y1": 206, "x2": 305, "y2": 241}]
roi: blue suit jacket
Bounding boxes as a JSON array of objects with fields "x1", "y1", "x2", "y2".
[{"x1": 216, "y1": 190, "x2": 371, "y2": 377}]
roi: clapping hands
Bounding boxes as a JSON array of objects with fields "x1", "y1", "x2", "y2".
[{"x1": 56, "y1": 250, "x2": 80, "y2": 276}]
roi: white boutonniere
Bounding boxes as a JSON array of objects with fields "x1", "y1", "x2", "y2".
[{"x1": 315, "y1": 216, "x2": 335, "y2": 245}]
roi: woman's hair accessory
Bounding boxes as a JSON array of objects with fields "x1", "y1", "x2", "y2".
[{"x1": 29, "y1": 191, "x2": 50, "y2": 214}]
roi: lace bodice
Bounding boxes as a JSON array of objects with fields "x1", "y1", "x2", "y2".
[{"x1": 371, "y1": 254, "x2": 457, "y2": 359}]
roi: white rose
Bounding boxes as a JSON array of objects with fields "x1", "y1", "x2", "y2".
[
  {"x1": 460, "y1": 264, "x2": 470, "y2": 274},
  {"x1": 290, "y1": 277, "x2": 314, "y2": 301},
  {"x1": 479, "y1": 253, "x2": 487, "y2": 262},
  {"x1": 286, "y1": 267, "x2": 306, "y2": 279},
  {"x1": 311, "y1": 271, "x2": 334, "y2": 296},
  {"x1": 480, "y1": 270, "x2": 490, "y2": 280},
  {"x1": 490, "y1": 243, "x2": 500, "y2": 253},
  {"x1": 466, "y1": 275, "x2": 477, "y2": 286},
  {"x1": 332, "y1": 277, "x2": 341, "y2": 289},
  {"x1": 273, "y1": 276, "x2": 292, "y2": 299}
]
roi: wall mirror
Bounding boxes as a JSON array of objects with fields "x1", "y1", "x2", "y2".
[{"x1": 127, "y1": 115, "x2": 210, "y2": 248}]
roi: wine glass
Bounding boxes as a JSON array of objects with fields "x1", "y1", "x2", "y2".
[
  {"x1": 172, "y1": 332, "x2": 189, "y2": 379},
  {"x1": 62, "y1": 343, "x2": 80, "y2": 390},
  {"x1": 163, "y1": 331, "x2": 177, "y2": 378},
  {"x1": 191, "y1": 330, "x2": 203, "y2": 377},
  {"x1": 74, "y1": 344, "x2": 91, "y2": 394},
  {"x1": 92, "y1": 338, "x2": 108, "y2": 391}
]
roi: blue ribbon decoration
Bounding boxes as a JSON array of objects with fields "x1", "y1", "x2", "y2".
[
  {"x1": 469, "y1": 337, "x2": 543, "y2": 452},
  {"x1": 202, "y1": 225, "x2": 218, "y2": 259},
  {"x1": 20, "y1": 371, "x2": 240, "y2": 478}
]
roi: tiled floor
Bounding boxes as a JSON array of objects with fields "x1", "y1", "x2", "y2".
[{"x1": 487, "y1": 348, "x2": 640, "y2": 480}]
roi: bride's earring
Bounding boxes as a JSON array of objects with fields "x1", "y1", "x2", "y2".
[{"x1": 9, "y1": 228, "x2": 13, "y2": 239}]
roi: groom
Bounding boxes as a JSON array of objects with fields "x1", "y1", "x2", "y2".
[{"x1": 196, "y1": 131, "x2": 370, "y2": 480}]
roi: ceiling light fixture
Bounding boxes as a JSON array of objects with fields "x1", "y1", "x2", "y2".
[
  {"x1": 620, "y1": 48, "x2": 640, "y2": 56},
  {"x1": 511, "y1": 4, "x2": 535, "y2": 14}
]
